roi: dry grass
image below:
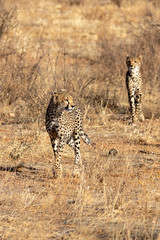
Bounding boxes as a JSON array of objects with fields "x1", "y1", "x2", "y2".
[
  {"x1": 0, "y1": 0, "x2": 160, "y2": 239},
  {"x1": 0, "y1": 120, "x2": 160, "y2": 239}
]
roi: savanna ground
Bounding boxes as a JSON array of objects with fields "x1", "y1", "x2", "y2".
[{"x1": 0, "y1": 0, "x2": 160, "y2": 239}]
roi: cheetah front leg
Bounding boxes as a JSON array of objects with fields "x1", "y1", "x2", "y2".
[
  {"x1": 135, "y1": 90, "x2": 144, "y2": 122},
  {"x1": 48, "y1": 129, "x2": 59, "y2": 159},
  {"x1": 53, "y1": 138, "x2": 64, "y2": 178},
  {"x1": 128, "y1": 90, "x2": 137, "y2": 123}
]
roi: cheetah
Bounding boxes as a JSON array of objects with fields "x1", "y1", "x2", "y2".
[
  {"x1": 126, "y1": 55, "x2": 145, "y2": 123},
  {"x1": 46, "y1": 90, "x2": 92, "y2": 178}
]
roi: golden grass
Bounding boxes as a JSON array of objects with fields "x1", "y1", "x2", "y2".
[{"x1": 0, "y1": 0, "x2": 160, "y2": 239}]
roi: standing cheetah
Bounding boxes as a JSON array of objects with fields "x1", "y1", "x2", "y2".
[
  {"x1": 46, "y1": 90, "x2": 92, "y2": 178},
  {"x1": 126, "y1": 55, "x2": 145, "y2": 123}
]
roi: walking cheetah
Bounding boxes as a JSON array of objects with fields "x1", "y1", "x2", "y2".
[
  {"x1": 126, "y1": 55, "x2": 144, "y2": 123},
  {"x1": 46, "y1": 90, "x2": 92, "y2": 178}
]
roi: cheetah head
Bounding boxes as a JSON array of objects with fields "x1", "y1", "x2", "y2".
[
  {"x1": 126, "y1": 55, "x2": 142, "y2": 70},
  {"x1": 52, "y1": 90, "x2": 75, "y2": 111}
]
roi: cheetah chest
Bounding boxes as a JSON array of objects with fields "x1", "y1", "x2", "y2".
[
  {"x1": 57, "y1": 112, "x2": 76, "y2": 140},
  {"x1": 126, "y1": 70, "x2": 142, "y2": 91}
]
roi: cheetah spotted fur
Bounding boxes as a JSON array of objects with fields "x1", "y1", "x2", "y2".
[
  {"x1": 126, "y1": 55, "x2": 145, "y2": 123},
  {"x1": 46, "y1": 90, "x2": 92, "y2": 178}
]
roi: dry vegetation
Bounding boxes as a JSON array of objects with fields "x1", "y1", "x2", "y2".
[{"x1": 0, "y1": 0, "x2": 160, "y2": 239}]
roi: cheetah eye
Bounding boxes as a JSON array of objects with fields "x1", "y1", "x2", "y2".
[{"x1": 134, "y1": 60, "x2": 137, "y2": 63}]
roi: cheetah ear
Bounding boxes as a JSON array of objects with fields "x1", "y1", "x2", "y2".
[
  {"x1": 126, "y1": 55, "x2": 130, "y2": 60},
  {"x1": 139, "y1": 55, "x2": 143, "y2": 61},
  {"x1": 59, "y1": 89, "x2": 66, "y2": 93},
  {"x1": 51, "y1": 90, "x2": 57, "y2": 96}
]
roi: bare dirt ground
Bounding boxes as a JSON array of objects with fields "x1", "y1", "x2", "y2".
[{"x1": 0, "y1": 117, "x2": 160, "y2": 239}]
